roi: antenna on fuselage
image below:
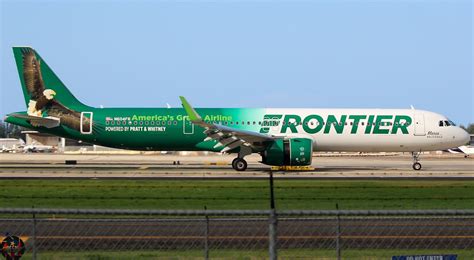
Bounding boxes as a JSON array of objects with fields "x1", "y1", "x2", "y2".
[
  {"x1": 166, "y1": 103, "x2": 171, "y2": 109},
  {"x1": 410, "y1": 105, "x2": 415, "y2": 110}
]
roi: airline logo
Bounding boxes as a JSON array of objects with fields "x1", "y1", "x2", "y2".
[
  {"x1": 259, "y1": 115, "x2": 283, "y2": 133},
  {"x1": 260, "y1": 114, "x2": 412, "y2": 135}
]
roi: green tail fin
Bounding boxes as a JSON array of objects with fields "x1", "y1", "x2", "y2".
[{"x1": 12, "y1": 47, "x2": 90, "y2": 111}]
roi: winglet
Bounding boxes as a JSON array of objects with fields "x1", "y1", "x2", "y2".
[{"x1": 179, "y1": 96, "x2": 202, "y2": 122}]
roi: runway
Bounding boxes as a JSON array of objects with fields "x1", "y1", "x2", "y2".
[
  {"x1": 0, "y1": 153, "x2": 472, "y2": 179},
  {"x1": 2, "y1": 216, "x2": 473, "y2": 251}
]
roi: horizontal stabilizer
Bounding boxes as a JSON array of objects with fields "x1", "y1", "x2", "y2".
[{"x1": 8, "y1": 113, "x2": 60, "y2": 128}]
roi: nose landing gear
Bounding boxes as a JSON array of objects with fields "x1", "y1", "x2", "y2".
[{"x1": 412, "y1": 152, "x2": 422, "y2": 170}]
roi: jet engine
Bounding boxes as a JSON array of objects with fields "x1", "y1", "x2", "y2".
[{"x1": 261, "y1": 138, "x2": 313, "y2": 166}]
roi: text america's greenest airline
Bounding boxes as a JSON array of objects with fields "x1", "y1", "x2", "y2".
[{"x1": 5, "y1": 47, "x2": 470, "y2": 171}]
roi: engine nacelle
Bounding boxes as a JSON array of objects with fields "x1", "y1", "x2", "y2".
[{"x1": 261, "y1": 138, "x2": 313, "y2": 166}]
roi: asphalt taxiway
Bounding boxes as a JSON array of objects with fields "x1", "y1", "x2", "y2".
[{"x1": 0, "y1": 153, "x2": 472, "y2": 179}]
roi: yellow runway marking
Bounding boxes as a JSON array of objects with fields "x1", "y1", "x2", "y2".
[{"x1": 271, "y1": 166, "x2": 315, "y2": 171}]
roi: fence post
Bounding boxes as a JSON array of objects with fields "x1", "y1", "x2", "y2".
[
  {"x1": 269, "y1": 208, "x2": 278, "y2": 260},
  {"x1": 336, "y1": 203, "x2": 341, "y2": 260},
  {"x1": 204, "y1": 206, "x2": 209, "y2": 260},
  {"x1": 32, "y1": 207, "x2": 37, "y2": 260},
  {"x1": 268, "y1": 171, "x2": 277, "y2": 260}
]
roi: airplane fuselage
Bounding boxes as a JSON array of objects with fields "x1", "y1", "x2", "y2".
[{"x1": 11, "y1": 107, "x2": 467, "y2": 153}]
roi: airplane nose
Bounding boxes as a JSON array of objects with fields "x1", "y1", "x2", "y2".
[{"x1": 458, "y1": 128, "x2": 470, "y2": 145}]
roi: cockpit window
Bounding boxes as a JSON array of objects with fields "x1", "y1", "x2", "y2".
[{"x1": 439, "y1": 120, "x2": 457, "y2": 127}]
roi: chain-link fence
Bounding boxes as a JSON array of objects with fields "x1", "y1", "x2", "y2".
[{"x1": 0, "y1": 208, "x2": 473, "y2": 259}]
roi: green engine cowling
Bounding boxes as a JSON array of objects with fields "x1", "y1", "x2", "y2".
[{"x1": 261, "y1": 138, "x2": 313, "y2": 166}]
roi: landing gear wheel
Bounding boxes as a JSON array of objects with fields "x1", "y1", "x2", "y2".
[
  {"x1": 232, "y1": 158, "x2": 247, "y2": 171},
  {"x1": 411, "y1": 152, "x2": 422, "y2": 171},
  {"x1": 412, "y1": 162, "x2": 422, "y2": 171},
  {"x1": 231, "y1": 158, "x2": 239, "y2": 168}
]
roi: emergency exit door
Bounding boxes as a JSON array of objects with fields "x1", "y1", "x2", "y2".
[{"x1": 183, "y1": 117, "x2": 194, "y2": 134}]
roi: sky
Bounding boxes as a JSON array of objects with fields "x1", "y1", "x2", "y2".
[{"x1": 1, "y1": 0, "x2": 472, "y2": 125}]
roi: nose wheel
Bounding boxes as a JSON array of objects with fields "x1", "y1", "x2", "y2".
[
  {"x1": 412, "y1": 162, "x2": 422, "y2": 170},
  {"x1": 412, "y1": 152, "x2": 422, "y2": 171},
  {"x1": 232, "y1": 158, "x2": 247, "y2": 171}
]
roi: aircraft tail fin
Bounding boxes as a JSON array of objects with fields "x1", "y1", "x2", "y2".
[{"x1": 12, "y1": 47, "x2": 91, "y2": 114}]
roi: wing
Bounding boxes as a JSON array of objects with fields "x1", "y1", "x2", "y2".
[
  {"x1": 21, "y1": 48, "x2": 45, "y2": 100},
  {"x1": 180, "y1": 96, "x2": 275, "y2": 153}
]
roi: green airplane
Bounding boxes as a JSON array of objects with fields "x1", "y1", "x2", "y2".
[{"x1": 5, "y1": 47, "x2": 470, "y2": 171}]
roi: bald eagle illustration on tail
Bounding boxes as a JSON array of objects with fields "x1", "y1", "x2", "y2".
[{"x1": 19, "y1": 47, "x2": 90, "y2": 132}]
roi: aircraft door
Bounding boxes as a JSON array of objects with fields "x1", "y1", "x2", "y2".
[
  {"x1": 413, "y1": 110, "x2": 426, "y2": 136},
  {"x1": 80, "y1": 112, "x2": 93, "y2": 134},
  {"x1": 183, "y1": 117, "x2": 194, "y2": 134}
]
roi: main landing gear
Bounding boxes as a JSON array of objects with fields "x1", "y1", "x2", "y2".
[
  {"x1": 231, "y1": 146, "x2": 252, "y2": 171},
  {"x1": 412, "y1": 152, "x2": 422, "y2": 171},
  {"x1": 232, "y1": 158, "x2": 247, "y2": 171}
]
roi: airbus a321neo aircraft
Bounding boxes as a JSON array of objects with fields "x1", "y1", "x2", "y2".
[{"x1": 5, "y1": 47, "x2": 470, "y2": 171}]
